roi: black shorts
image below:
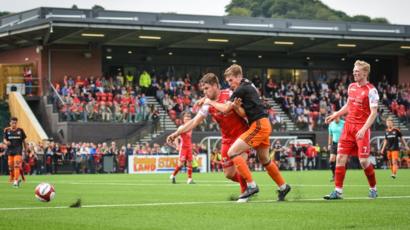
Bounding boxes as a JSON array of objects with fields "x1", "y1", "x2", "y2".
[
  {"x1": 274, "y1": 152, "x2": 281, "y2": 161},
  {"x1": 330, "y1": 142, "x2": 338, "y2": 155}
]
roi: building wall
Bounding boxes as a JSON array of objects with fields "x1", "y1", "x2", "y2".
[
  {"x1": 398, "y1": 57, "x2": 410, "y2": 84},
  {"x1": 0, "y1": 46, "x2": 41, "y2": 65},
  {"x1": 48, "y1": 45, "x2": 102, "y2": 84},
  {"x1": 0, "y1": 46, "x2": 44, "y2": 95}
]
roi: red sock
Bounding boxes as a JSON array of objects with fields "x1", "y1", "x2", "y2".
[
  {"x1": 172, "y1": 166, "x2": 182, "y2": 177},
  {"x1": 230, "y1": 172, "x2": 247, "y2": 193},
  {"x1": 335, "y1": 166, "x2": 346, "y2": 189},
  {"x1": 364, "y1": 164, "x2": 376, "y2": 188},
  {"x1": 187, "y1": 166, "x2": 192, "y2": 179},
  {"x1": 232, "y1": 156, "x2": 253, "y2": 183},
  {"x1": 20, "y1": 168, "x2": 25, "y2": 182}
]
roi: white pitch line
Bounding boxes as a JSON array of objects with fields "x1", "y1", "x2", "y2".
[
  {"x1": 18, "y1": 181, "x2": 410, "y2": 188},
  {"x1": 1, "y1": 195, "x2": 410, "y2": 211}
]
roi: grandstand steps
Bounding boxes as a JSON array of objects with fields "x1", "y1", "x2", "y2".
[
  {"x1": 378, "y1": 102, "x2": 408, "y2": 131},
  {"x1": 137, "y1": 96, "x2": 176, "y2": 143},
  {"x1": 265, "y1": 98, "x2": 298, "y2": 131}
]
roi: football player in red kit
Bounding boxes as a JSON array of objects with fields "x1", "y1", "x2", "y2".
[
  {"x1": 324, "y1": 60, "x2": 379, "y2": 200},
  {"x1": 167, "y1": 73, "x2": 249, "y2": 200},
  {"x1": 170, "y1": 112, "x2": 195, "y2": 184}
]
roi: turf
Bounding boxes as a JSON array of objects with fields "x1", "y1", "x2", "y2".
[{"x1": 0, "y1": 169, "x2": 409, "y2": 230}]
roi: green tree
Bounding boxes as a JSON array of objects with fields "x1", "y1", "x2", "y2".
[
  {"x1": 228, "y1": 7, "x2": 251, "y2": 17},
  {"x1": 225, "y1": 0, "x2": 389, "y2": 24},
  {"x1": 0, "y1": 11, "x2": 10, "y2": 17}
]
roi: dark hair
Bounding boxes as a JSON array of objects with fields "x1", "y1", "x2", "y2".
[
  {"x1": 200, "y1": 73, "x2": 219, "y2": 86},
  {"x1": 10, "y1": 117, "x2": 18, "y2": 122}
]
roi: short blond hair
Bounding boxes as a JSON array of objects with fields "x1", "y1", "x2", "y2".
[
  {"x1": 354, "y1": 60, "x2": 371, "y2": 75},
  {"x1": 386, "y1": 116, "x2": 394, "y2": 122},
  {"x1": 224, "y1": 64, "x2": 243, "y2": 78}
]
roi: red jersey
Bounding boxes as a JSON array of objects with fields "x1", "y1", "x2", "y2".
[
  {"x1": 180, "y1": 131, "x2": 192, "y2": 149},
  {"x1": 199, "y1": 89, "x2": 248, "y2": 144},
  {"x1": 345, "y1": 82, "x2": 379, "y2": 124}
]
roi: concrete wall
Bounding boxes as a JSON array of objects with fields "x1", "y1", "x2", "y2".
[
  {"x1": 398, "y1": 57, "x2": 410, "y2": 84},
  {"x1": 56, "y1": 122, "x2": 145, "y2": 144}
]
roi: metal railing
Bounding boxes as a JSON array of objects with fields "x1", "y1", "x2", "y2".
[
  {"x1": 6, "y1": 76, "x2": 41, "y2": 96},
  {"x1": 47, "y1": 79, "x2": 65, "y2": 105}
]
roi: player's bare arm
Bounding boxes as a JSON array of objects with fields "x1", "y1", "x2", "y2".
[
  {"x1": 400, "y1": 137, "x2": 410, "y2": 151},
  {"x1": 204, "y1": 98, "x2": 234, "y2": 114},
  {"x1": 194, "y1": 97, "x2": 207, "y2": 107},
  {"x1": 231, "y1": 98, "x2": 246, "y2": 118},
  {"x1": 23, "y1": 140, "x2": 28, "y2": 156},
  {"x1": 166, "y1": 114, "x2": 206, "y2": 144},
  {"x1": 325, "y1": 103, "x2": 349, "y2": 124},
  {"x1": 356, "y1": 106, "x2": 378, "y2": 139},
  {"x1": 3, "y1": 137, "x2": 10, "y2": 146},
  {"x1": 380, "y1": 139, "x2": 387, "y2": 154}
]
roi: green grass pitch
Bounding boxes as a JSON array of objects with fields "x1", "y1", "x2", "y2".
[{"x1": 1, "y1": 169, "x2": 409, "y2": 230}]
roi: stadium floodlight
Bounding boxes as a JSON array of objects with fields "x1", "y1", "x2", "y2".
[
  {"x1": 159, "y1": 19, "x2": 204, "y2": 25},
  {"x1": 337, "y1": 43, "x2": 356, "y2": 48},
  {"x1": 274, "y1": 41, "x2": 294, "y2": 45},
  {"x1": 400, "y1": 45, "x2": 410, "y2": 49},
  {"x1": 81, "y1": 33, "x2": 105, "y2": 37},
  {"x1": 208, "y1": 38, "x2": 229, "y2": 43},
  {"x1": 226, "y1": 23, "x2": 274, "y2": 28},
  {"x1": 46, "y1": 13, "x2": 86, "y2": 19},
  {"x1": 96, "y1": 16, "x2": 139, "y2": 21},
  {"x1": 350, "y1": 28, "x2": 401, "y2": 33},
  {"x1": 289, "y1": 25, "x2": 339, "y2": 31},
  {"x1": 139, "y1": 36, "x2": 161, "y2": 40}
]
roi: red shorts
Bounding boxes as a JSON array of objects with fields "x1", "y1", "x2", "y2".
[
  {"x1": 337, "y1": 122, "x2": 370, "y2": 158},
  {"x1": 221, "y1": 140, "x2": 250, "y2": 168},
  {"x1": 179, "y1": 147, "x2": 192, "y2": 162}
]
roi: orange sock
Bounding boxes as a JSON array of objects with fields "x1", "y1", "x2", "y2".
[
  {"x1": 265, "y1": 161, "x2": 285, "y2": 187},
  {"x1": 232, "y1": 156, "x2": 253, "y2": 183},
  {"x1": 392, "y1": 164, "x2": 397, "y2": 175},
  {"x1": 14, "y1": 167, "x2": 20, "y2": 181},
  {"x1": 9, "y1": 170, "x2": 14, "y2": 182}
]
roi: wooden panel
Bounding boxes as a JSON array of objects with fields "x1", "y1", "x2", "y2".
[
  {"x1": 0, "y1": 63, "x2": 36, "y2": 100},
  {"x1": 8, "y1": 92, "x2": 48, "y2": 144}
]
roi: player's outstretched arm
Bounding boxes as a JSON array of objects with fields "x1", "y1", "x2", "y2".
[
  {"x1": 325, "y1": 103, "x2": 349, "y2": 124},
  {"x1": 205, "y1": 98, "x2": 233, "y2": 113},
  {"x1": 166, "y1": 114, "x2": 206, "y2": 144}
]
